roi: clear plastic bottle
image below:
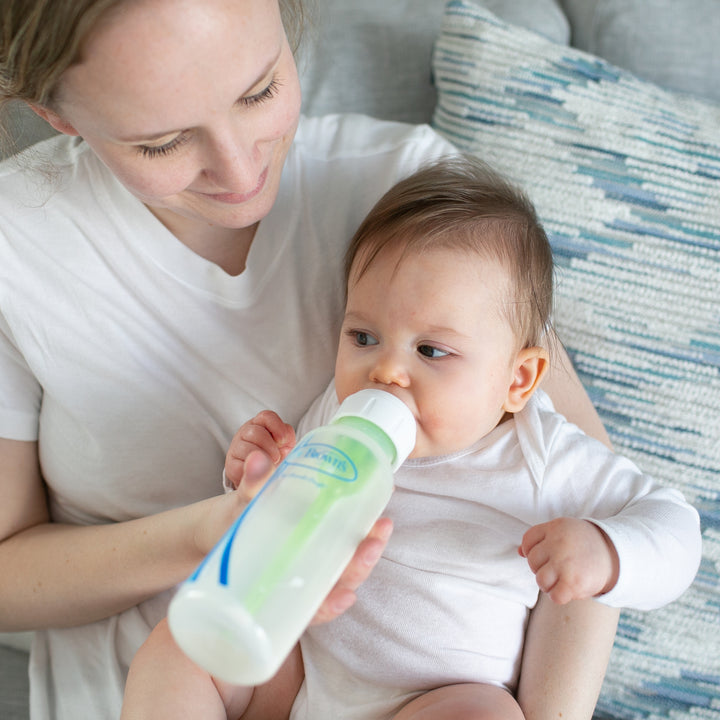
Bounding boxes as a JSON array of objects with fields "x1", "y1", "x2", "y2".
[{"x1": 167, "y1": 389, "x2": 416, "y2": 685}]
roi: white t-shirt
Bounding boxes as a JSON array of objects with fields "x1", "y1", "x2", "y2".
[
  {"x1": 0, "y1": 114, "x2": 456, "y2": 720},
  {"x1": 290, "y1": 384, "x2": 701, "y2": 720}
]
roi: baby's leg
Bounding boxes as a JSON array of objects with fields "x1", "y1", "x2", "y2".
[
  {"x1": 121, "y1": 617, "x2": 247, "y2": 720},
  {"x1": 393, "y1": 683, "x2": 525, "y2": 720},
  {"x1": 123, "y1": 617, "x2": 302, "y2": 720},
  {"x1": 230, "y1": 643, "x2": 304, "y2": 720}
]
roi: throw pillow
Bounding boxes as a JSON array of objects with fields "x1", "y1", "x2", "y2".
[{"x1": 431, "y1": 2, "x2": 720, "y2": 718}]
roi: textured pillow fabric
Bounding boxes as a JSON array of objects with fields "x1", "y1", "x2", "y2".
[{"x1": 432, "y1": 2, "x2": 719, "y2": 718}]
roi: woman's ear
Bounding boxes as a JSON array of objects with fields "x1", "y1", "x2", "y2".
[
  {"x1": 503, "y1": 346, "x2": 549, "y2": 414},
  {"x1": 28, "y1": 104, "x2": 80, "y2": 136}
]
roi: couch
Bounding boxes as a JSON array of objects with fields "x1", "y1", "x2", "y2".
[{"x1": 2, "y1": 1, "x2": 718, "y2": 718}]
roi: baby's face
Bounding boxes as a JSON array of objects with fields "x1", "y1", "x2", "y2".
[{"x1": 335, "y1": 244, "x2": 522, "y2": 459}]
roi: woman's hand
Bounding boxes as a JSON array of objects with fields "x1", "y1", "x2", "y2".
[{"x1": 311, "y1": 516, "x2": 393, "y2": 624}]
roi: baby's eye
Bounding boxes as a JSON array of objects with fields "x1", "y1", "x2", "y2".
[
  {"x1": 349, "y1": 331, "x2": 379, "y2": 347},
  {"x1": 418, "y1": 344, "x2": 450, "y2": 359}
]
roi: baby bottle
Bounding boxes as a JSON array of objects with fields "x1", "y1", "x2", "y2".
[{"x1": 168, "y1": 389, "x2": 416, "y2": 685}]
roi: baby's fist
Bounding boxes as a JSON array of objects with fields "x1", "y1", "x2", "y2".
[{"x1": 519, "y1": 518, "x2": 619, "y2": 605}]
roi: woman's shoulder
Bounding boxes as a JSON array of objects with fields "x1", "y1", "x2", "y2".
[
  {"x1": 285, "y1": 114, "x2": 458, "y2": 225},
  {"x1": 0, "y1": 135, "x2": 97, "y2": 206},
  {"x1": 294, "y1": 113, "x2": 456, "y2": 164},
  {"x1": 0, "y1": 134, "x2": 91, "y2": 176}
]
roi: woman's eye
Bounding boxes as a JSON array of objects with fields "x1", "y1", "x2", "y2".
[
  {"x1": 135, "y1": 78, "x2": 280, "y2": 159},
  {"x1": 137, "y1": 133, "x2": 190, "y2": 159},
  {"x1": 418, "y1": 344, "x2": 449, "y2": 359},
  {"x1": 240, "y1": 77, "x2": 281, "y2": 108}
]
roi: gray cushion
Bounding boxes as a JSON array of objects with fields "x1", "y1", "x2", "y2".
[
  {"x1": 0, "y1": 101, "x2": 57, "y2": 159},
  {"x1": 0, "y1": 645, "x2": 29, "y2": 720},
  {"x1": 480, "y1": 0, "x2": 569, "y2": 42},
  {"x1": 299, "y1": 0, "x2": 446, "y2": 123},
  {"x1": 299, "y1": 0, "x2": 569, "y2": 123},
  {"x1": 559, "y1": 0, "x2": 720, "y2": 103}
]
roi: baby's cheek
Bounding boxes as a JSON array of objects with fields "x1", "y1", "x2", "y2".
[{"x1": 413, "y1": 414, "x2": 455, "y2": 456}]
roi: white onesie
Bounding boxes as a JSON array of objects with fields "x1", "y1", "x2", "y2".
[{"x1": 289, "y1": 383, "x2": 701, "y2": 720}]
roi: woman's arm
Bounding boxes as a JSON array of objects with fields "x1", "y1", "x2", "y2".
[
  {"x1": 517, "y1": 593, "x2": 619, "y2": 720},
  {"x1": 0, "y1": 438, "x2": 388, "y2": 631},
  {"x1": 518, "y1": 345, "x2": 618, "y2": 719},
  {"x1": 542, "y1": 344, "x2": 611, "y2": 449},
  {"x1": 0, "y1": 437, "x2": 239, "y2": 630}
]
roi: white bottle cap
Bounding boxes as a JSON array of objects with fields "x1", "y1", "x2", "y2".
[{"x1": 332, "y1": 389, "x2": 416, "y2": 471}]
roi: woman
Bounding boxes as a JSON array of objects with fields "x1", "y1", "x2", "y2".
[{"x1": 0, "y1": 1, "x2": 619, "y2": 718}]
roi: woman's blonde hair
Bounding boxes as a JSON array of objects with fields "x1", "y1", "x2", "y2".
[
  {"x1": 345, "y1": 154, "x2": 556, "y2": 350},
  {"x1": 0, "y1": 0, "x2": 306, "y2": 149}
]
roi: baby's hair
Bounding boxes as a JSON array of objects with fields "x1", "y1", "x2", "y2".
[{"x1": 344, "y1": 154, "x2": 555, "y2": 350}]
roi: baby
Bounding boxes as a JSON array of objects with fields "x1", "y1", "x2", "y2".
[{"x1": 123, "y1": 155, "x2": 701, "y2": 720}]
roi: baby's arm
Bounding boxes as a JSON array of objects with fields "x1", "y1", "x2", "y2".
[
  {"x1": 224, "y1": 410, "x2": 296, "y2": 490},
  {"x1": 518, "y1": 426, "x2": 700, "y2": 610},
  {"x1": 519, "y1": 518, "x2": 620, "y2": 605}
]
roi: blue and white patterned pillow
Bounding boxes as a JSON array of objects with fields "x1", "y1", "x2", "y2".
[{"x1": 431, "y1": 2, "x2": 720, "y2": 718}]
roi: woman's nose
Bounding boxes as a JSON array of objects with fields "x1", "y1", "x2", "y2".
[
  {"x1": 369, "y1": 351, "x2": 410, "y2": 388},
  {"x1": 201, "y1": 128, "x2": 259, "y2": 192}
]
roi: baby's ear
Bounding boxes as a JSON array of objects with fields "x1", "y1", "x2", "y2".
[{"x1": 503, "y1": 347, "x2": 549, "y2": 414}]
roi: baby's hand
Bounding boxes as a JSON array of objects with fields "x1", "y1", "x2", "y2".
[
  {"x1": 519, "y1": 518, "x2": 620, "y2": 605},
  {"x1": 224, "y1": 410, "x2": 296, "y2": 491}
]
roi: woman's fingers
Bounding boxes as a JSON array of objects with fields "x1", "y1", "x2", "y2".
[{"x1": 311, "y1": 517, "x2": 393, "y2": 625}]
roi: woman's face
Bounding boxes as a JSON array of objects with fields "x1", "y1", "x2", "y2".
[{"x1": 53, "y1": 0, "x2": 301, "y2": 235}]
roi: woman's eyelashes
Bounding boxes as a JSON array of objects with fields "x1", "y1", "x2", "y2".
[
  {"x1": 239, "y1": 77, "x2": 282, "y2": 107},
  {"x1": 137, "y1": 77, "x2": 282, "y2": 159},
  {"x1": 137, "y1": 132, "x2": 191, "y2": 159}
]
